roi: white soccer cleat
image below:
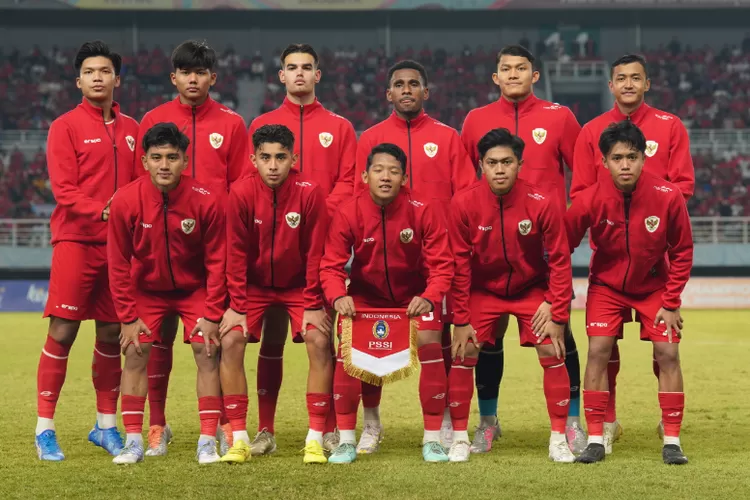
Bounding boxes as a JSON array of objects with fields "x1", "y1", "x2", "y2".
[
  {"x1": 470, "y1": 418, "x2": 502, "y2": 454},
  {"x1": 196, "y1": 440, "x2": 221, "y2": 464},
  {"x1": 323, "y1": 429, "x2": 340, "y2": 454},
  {"x1": 565, "y1": 421, "x2": 587, "y2": 455},
  {"x1": 112, "y1": 440, "x2": 144, "y2": 465},
  {"x1": 356, "y1": 423, "x2": 384, "y2": 454},
  {"x1": 447, "y1": 440, "x2": 471, "y2": 462},
  {"x1": 145, "y1": 424, "x2": 172, "y2": 457},
  {"x1": 549, "y1": 439, "x2": 576, "y2": 463},
  {"x1": 439, "y1": 420, "x2": 454, "y2": 450},
  {"x1": 603, "y1": 420, "x2": 623, "y2": 455},
  {"x1": 250, "y1": 428, "x2": 277, "y2": 456}
]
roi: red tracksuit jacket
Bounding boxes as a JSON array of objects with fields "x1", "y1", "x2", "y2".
[
  {"x1": 47, "y1": 98, "x2": 139, "y2": 244},
  {"x1": 320, "y1": 190, "x2": 454, "y2": 310},
  {"x1": 136, "y1": 96, "x2": 248, "y2": 194},
  {"x1": 565, "y1": 171, "x2": 693, "y2": 310},
  {"x1": 571, "y1": 102, "x2": 694, "y2": 201},
  {"x1": 461, "y1": 94, "x2": 581, "y2": 207},
  {"x1": 449, "y1": 178, "x2": 572, "y2": 325},
  {"x1": 248, "y1": 98, "x2": 357, "y2": 216},
  {"x1": 107, "y1": 176, "x2": 227, "y2": 324},
  {"x1": 226, "y1": 171, "x2": 327, "y2": 313},
  {"x1": 355, "y1": 111, "x2": 477, "y2": 218}
]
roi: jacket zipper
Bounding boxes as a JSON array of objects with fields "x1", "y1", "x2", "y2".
[
  {"x1": 514, "y1": 102, "x2": 519, "y2": 135},
  {"x1": 499, "y1": 200, "x2": 513, "y2": 296},
  {"x1": 381, "y1": 207, "x2": 397, "y2": 302},
  {"x1": 101, "y1": 110, "x2": 118, "y2": 195},
  {"x1": 406, "y1": 120, "x2": 413, "y2": 189},
  {"x1": 191, "y1": 106, "x2": 197, "y2": 178},
  {"x1": 621, "y1": 194, "x2": 632, "y2": 292},
  {"x1": 299, "y1": 105, "x2": 304, "y2": 173},
  {"x1": 270, "y1": 190, "x2": 278, "y2": 287},
  {"x1": 162, "y1": 193, "x2": 177, "y2": 289}
]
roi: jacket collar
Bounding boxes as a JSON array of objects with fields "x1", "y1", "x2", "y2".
[
  {"x1": 386, "y1": 110, "x2": 430, "y2": 130},
  {"x1": 79, "y1": 97, "x2": 121, "y2": 121},
  {"x1": 281, "y1": 96, "x2": 322, "y2": 117},
  {"x1": 599, "y1": 170, "x2": 647, "y2": 201},
  {"x1": 253, "y1": 169, "x2": 297, "y2": 204},
  {"x1": 609, "y1": 101, "x2": 650, "y2": 125},
  {"x1": 496, "y1": 93, "x2": 539, "y2": 116},
  {"x1": 146, "y1": 174, "x2": 188, "y2": 204},
  {"x1": 360, "y1": 187, "x2": 409, "y2": 219},
  {"x1": 483, "y1": 177, "x2": 525, "y2": 208},
  {"x1": 171, "y1": 95, "x2": 215, "y2": 120}
]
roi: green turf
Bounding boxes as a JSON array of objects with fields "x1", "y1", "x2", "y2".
[{"x1": 2, "y1": 310, "x2": 750, "y2": 500}]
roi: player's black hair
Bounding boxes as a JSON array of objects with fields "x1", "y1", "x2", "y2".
[
  {"x1": 252, "y1": 124, "x2": 295, "y2": 152},
  {"x1": 74, "y1": 40, "x2": 122, "y2": 76},
  {"x1": 280, "y1": 43, "x2": 319, "y2": 68},
  {"x1": 477, "y1": 128, "x2": 525, "y2": 162},
  {"x1": 172, "y1": 40, "x2": 216, "y2": 71},
  {"x1": 366, "y1": 143, "x2": 407, "y2": 174},
  {"x1": 610, "y1": 54, "x2": 649, "y2": 80},
  {"x1": 142, "y1": 122, "x2": 190, "y2": 153},
  {"x1": 496, "y1": 44, "x2": 536, "y2": 67},
  {"x1": 387, "y1": 60, "x2": 429, "y2": 87},
  {"x1": 598, "y1": 120, "x2": 647, "y2": 157}
]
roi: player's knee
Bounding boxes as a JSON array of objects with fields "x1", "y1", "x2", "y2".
[
  {"x1": 417, "y1": 329, "x2": 441, "y2": 347},
  {"x1": 304, "y1": 329, "x2": 330, "y2": 353},
  {"x1": 47, "y1": 317, "x2": 80, "y2": 345},
  {"x1": 587, "y1": 338, "x2": 614, "y2": 363},
  {"x1": 191, "y1": 344, "x2": 218, "y2": 371},
  {"x1": 124, "y1": 344, "x2": 151, "y2": 371},
  {"x1": 94, "y1": 321, "x2": 121, "y2": 343},
  {"x1": 653, "y1": 345, "x2": 680, "y2": 371},
  {"x1": 220, "y1": 331, "x2": 246, "y2": 358}
]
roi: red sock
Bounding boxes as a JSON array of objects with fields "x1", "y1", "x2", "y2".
[
  {"x1": 333, "y1": 358, "x2": 360, "y2": 431},
  {"x1": 361, "y1": 381, "x2": 382, "y2": 409},
  {"x1": 307, "y1": 393, "x2": 331, "y2": 432},
  {"x1": 606, "y1": 344, "x2": 620, "y2": 423},
  {"x1": 419, "y1": 343, "x2": 448, "y2": 431},
  {"x1": 441, "y1": 324, "x2": 452, "y2": 376},
  {"x1": 37, "y1": 336, "x2": 71, "y2": 419},
  {"x1": 223, "y1": 394, "x2": 248, "y2": 432},
  {"x1": 121, "y1": 394, "x2": 146, "y2": 434},
  {"x1": 147, "y1": 343, "x2": 172, "y2": 427},
  {"x1": 324, "y1": 356, "x2": 337, "y2": 433},
  {"x1": 219, "y1": 396, "x2": 229, "y2": 426},
  {"x1": 198, "y1": 396, "x2": 222, "y2": 436},
  {"x1": 583, "y1": 390, "x2": 609, "y2": 438},
  {"x1": 447, "y1": 356, "x2": 477, "y2": 432},
  {"x1": 659, "y1": 392, "x2": 685, "y2": 438},
  {"x1": 92, "y1": 341, "x2": 121, "y2": 416},
  {"x1": 257, "y1": 343, "x2": 284, "y2": 434},
  {"x1": 539, "y1": 356, "x2": 570, "y2": 434}
]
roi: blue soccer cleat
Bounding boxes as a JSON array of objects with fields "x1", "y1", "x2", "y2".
[
  {"x1": 422, "y1": 441, "x2": 449, "y2": 463},
  {"x1": 88, "y1": 422, "x2": 124, "y2": 456},
  {"x1": 36, "y1": 430, "x2": 65, "y2": 461}
]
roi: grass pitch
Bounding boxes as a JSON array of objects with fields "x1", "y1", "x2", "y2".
[{"x1": 2, "y1": 310, "x2": 749, "y2": 500}]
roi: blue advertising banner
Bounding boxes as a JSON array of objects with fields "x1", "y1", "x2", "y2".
[{"x1": 0, "y1": 280, "x2": 49, "y2": 313}]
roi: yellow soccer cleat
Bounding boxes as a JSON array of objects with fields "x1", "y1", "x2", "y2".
[
  {"x1": 303, "y1": 439, "x2": 328, "y2": 464},
  {"x1": 220, "y1": 439, "x2": 251, "y2": 464}
]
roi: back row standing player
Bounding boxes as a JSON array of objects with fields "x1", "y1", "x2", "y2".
[{"x1": 459, "y1": 45, "x2": 586, "y2": 453}]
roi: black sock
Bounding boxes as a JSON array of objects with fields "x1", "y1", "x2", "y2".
[
  {"x1": 564, "y1": 325, "x2": 582, "y2": 416},
  {"x1": 475, "y1": 338, "x2": 504, "y2": 417}
]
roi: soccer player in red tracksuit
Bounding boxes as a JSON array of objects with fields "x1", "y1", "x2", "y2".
[
  {"x1": 459, "y1": 44, "x2": 585, "y2": 454},
  {"x1": 245, "y1": 43, "x2": 357, "y2": 454},
  {"x1": 353, "y1": 60, "x2": 477, "y2": 453},
  {"x1": 320, "y1": 143, "x2": 454, "y2": 464},
  {"x1": 449, "y1": 128, "x2": 575, "y2": 464},
  {"x1": 107, "y1": 123, "x2": 226, "y2": 465},
  {"x1": 570, "y1": 54, "x2": 695, "y2": 452},
  {"x1": 566, "y1": 121, "x2": 692, "y2": 466},
  {"x1": 134, "y1": 40, "x2": 249, "y2": 456},
  {"x1": 219, "y1": 124, "x2": 332, "y2": 465},
  {"x1": 35, "y1": 41, "x2": 138, "y2": 461}
]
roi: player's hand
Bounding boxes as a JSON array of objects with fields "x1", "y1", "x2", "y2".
[
  {"x1": 302, "y1": 308, "x2": 333, "y2": 337},
  {"x1": 102, "y1": 195, "x2": 114, "y2": 221},
  {"x1": 406, "y1": 296, "x2": 433, "y2": 318},
  {"x1": 220, "y1": 308, "x2": 247, "y2": 338},
  {"x1": 537, "y1": 320, "x2": 566, "y2": 359},
  {"x1": 192, "y1": 318, "x2": 221, "y2": 357},
  {"x1": 532, "y1": 301, "x2": 552, "y2": 335},
  {"x1": 451, "y1": 324, "x2": 479, "y2": 362},
  {"x1": 119, "y1": 319, "x2": 151, "y2": 355},
  {"x1": 333, "y1": 296, "x2": 356, "y2": 318},
  {"x1": 654, "y1": 307, "x2": 683, "y2": 343}
]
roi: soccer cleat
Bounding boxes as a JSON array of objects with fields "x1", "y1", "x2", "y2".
[
  {"x1": 657, "y1": 420, "x2": 665, "y2": 440},
  {"x1": 603, "y1": 420, "x2": 623, "y2": 455},
  {"x1": 220, "y1": 439, "x2": 251, "y2": 464},
  {"x1": 196, "y1": 440, "x2": 221, "y2": 464},
  {"x1": 448, "y1": 440, "x2": 471, "y2": 462},
  {"x1": 566, "y1": 421, "x2": 588, "y2": 455},
  {"x1": 250, "y1": 428, "x2": 277, "y2": 456},
  {"x1": 662, "y1": 444, "x2": 688, "y2": 465},
  {"x1": 323, "y1": 430, "x2": 340, "y2": 454},
  {"x1": 356, "y1": 423, "x2": 384, "y2": 454},
  {"x1": 303, "y1": 440, "x2": 328, "y2": 464},
  {"x1": 439, "y1": 420, "x2": 454, "y2": 450},
  {"x1": 36, "y1": 430, "x2": 65, "y2": 461},
  {"x1": 217, "y1": 423, "x2": 233, "y2": 457},
  {"x1": 112, "y1": 439, "x2": 144, "y2": 465},
  {"x1": 422, "y1": 441, "x2": 449, "y2": 463},
  {"x1": 88, "y1": 422, "x2": 124, "y2": 456},
  {"x1": 549, "y1": 439, "x2": 576, "y2": 463},
  {"x1": 328, "y1": 443, "x2": 357, "y2": 464},
  {"x1": 145, "y1": 424, "x2": 172, "y2": 457},
  {"x1": 470, "y1": 418, "x2": 502, "y2": 454},
  {"x1": 575, "y1": 443, "x2": 606, "y2": 464}
]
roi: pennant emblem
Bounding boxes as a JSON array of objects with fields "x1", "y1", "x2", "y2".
[
  {"x1": 645, "y1": 140, "x2": 658, "y2": 157},
  {"x1": 319, "y1": 132, "x2": 333, "y2": 148},
  {"x1": 372, "y1": 320, "x2": 390, "y2": 340},
  {"x1": 645, "y1": 216, "x2": 660, "y2": 233},
  {"x1": 400, "y1": 228, "x2": 414, "y2": 243},
  {"x1": 423, "y1": 142, "x2": 438, "y2": 158},
  {"x1": 209, "y1": 133, "x2": 224, "y2": 149},
  {"x1": 532, "y1": 128, "x2": 547, "y2": 145},
  {"x1": 286, "y1": 212, "x2": 301, "y2": 229},
  {"x1": 518, "y1": 219, "x2": 532, "y2": 236},
  {"x1": 181, "y1": 218, "x2": 196, "y2": 234},
  {"x1": 125, "y1": 135, "x2": 135, "y2": 152}
]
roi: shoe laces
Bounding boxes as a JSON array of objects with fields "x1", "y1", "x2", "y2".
[
  {"x1": 360, "y1": 424, "x2": 380, "y2": 443},
  {"x1": 332, "y1": 443, "x2": 354, "y2": 457},
  {"x1": 122, "y1": 440, "x2": 142, "y2": 454},
  {"x1": 197, "y1": 441, "x2": 216, "y2": 456},
  {"x1": 426, "y1": 442, "x2": 445, "y2": 455},
  {"x1": 38, "y1": 431, "x2": 58, "y2": 452},
  {"x1": 147, "y1": 426, "x2": 164, "y2": 450}
]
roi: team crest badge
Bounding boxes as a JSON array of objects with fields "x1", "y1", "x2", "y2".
[
  {"x1": 372, "y1": 320, "x2": 390, "y2": 340},
  {"x1": 286, "y1": 212, "x2": 301, "y2": 229},
  {"x1": 209, "y1": 133, "x2": 224, "y2": 149},
  {"x1": 645, "y1": 216, "x2": 660, "y2": 233},
  {"x1": 319, "y1": 132, "x2": 333, "y2": 148},
  {"x1": 125, "y1": 135, "x2": 135, "y2": 152},
  {"x1": 181, "y1": 219, "x2": 196, "y2": 234},
  {"x1": 400, "y1": 228, "x2": 414, "y2": 243},
  {"x1": 518, "y1": 219, "x2": 532, "y2": 235},
  {"x1": 645, "y1": 140, "x2": 659, "y2": 157},
  {"x1": 532, "y1": 128, "x2": 547, "y2": 145},
  {"x1": 423, "y1": 142, "x2": 438, "y2": 158}
]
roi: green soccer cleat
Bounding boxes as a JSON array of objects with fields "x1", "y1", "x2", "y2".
[{"x1": 422, "y1": 441, "x2": 449, "y2": 463}]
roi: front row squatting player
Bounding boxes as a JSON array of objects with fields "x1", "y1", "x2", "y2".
[
  {"x1": 319, "y1": 143, "x2": 454, "y2": 464},
  {"x1": 36, "y1": 40, "x2": 139, "y2": 461},
  {"x1": 107, "y1": 123, "x2": 227, "y2": 465},
  {"x1": 449, "y1": 128, "x2": 575, "y2": 464},
  {"x1": 566, "y1": 121, "x2": 693, "y2": 465},
  {"x1": 220, "y1": 124, "x2": 333, "y2": 465}
]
